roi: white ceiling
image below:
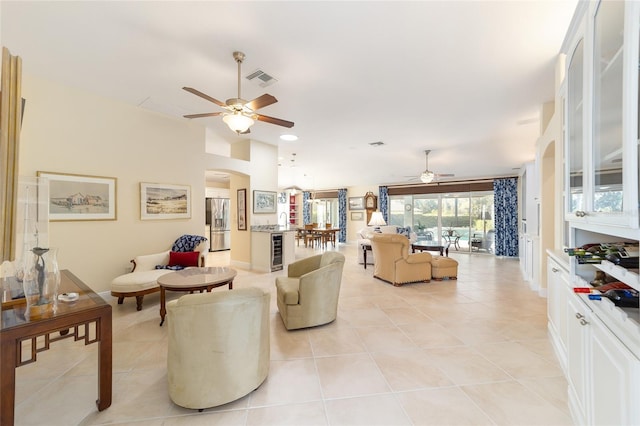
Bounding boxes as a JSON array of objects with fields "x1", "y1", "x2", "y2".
[{"x1": 1, "y1": 1, "x2": 577, "y2": 190}]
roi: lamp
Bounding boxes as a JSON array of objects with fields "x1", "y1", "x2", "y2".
[
  {"x1": 368, "y1": 211, "x2": 386, "y2": 232},
  {"x1": 420, "y1": 171, "x2": 435, "y2": 183},
  {"x1": 223, "y1": 112, "x2": 254, "y2": 134}
]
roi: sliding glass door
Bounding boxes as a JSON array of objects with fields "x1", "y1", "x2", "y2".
[{"x1": 389, "y1": 190, "x2": 494, "y2": 254}]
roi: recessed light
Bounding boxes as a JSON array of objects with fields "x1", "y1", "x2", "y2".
[{"x1": 280, "y1": 134, "x2": 298, "y2": 141}]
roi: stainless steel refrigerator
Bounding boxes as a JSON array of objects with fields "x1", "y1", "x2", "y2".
[{"x1": 206, "y1": 198, "x2": 230, "y2": 251}]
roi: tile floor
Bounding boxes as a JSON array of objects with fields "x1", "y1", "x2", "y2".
[{"x1": 13, "y1": 243, "x2": 572, "y2": 425}]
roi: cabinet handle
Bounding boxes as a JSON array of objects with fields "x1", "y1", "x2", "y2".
[
  {"x1": 579, "y1": 318, "x2": 589, "y2": 326},
  {"x1": 575, "y1": 313, "x2": 584, "y2": 319}
]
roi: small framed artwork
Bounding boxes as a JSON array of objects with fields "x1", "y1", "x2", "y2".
[
  {"x1": 350, "y1": 211, "x2": 364, "y2": 221},
  {"x1": 140, "y1": 182, "x2": 190, "y2": 220},
  {"x1": 253, "y1": 190, "x2": 277, "y2": 214},
  {"x1": 38, "y1": 171, "x2": 117, "y2": 221},
  {"x1": 349, "y1": 197, "x2": 364, "y2": 210},
  {"x1": 237, "y1": 188, "x2": 247, "y2": 230}
]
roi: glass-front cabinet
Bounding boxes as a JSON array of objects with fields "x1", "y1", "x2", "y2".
[
  {"x1": 567, "y1": 37, "x2": 584, "y2": 215},
  {"x1": 565, "y1": 0, "x2": 639, "y2": 229}
]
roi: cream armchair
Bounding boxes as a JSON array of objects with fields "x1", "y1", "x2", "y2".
[
  {"x1": 167, "y1": 287, "x2": 270, "y2": 410},
  {"x1": 275, "y1": 251, "x2": 345, "y2": 330},
  {"x1": 369, "y1": 233, "x2": 432, "y2": 286}
]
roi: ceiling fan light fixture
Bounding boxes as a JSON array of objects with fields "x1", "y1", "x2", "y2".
[
  {"x1": 223, "y1": 112, "x2": 254, "y2": 133},
  {"x1": 420, "y1": 170, "x2": 435, "y2": 183}
]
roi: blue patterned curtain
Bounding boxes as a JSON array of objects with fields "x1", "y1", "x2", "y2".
[
  {"x1": 379, "y1": 186, "x2": 389, "y2": 223},
  {"x1": 493, "y1": 178, "x2": 519, "y2": 257},
  {"x1": 302, "y1": 191, "x2": 311, "y2": 224},
  {"x1": 338, "y1": 188, "x2": 347, "y2": 243}
]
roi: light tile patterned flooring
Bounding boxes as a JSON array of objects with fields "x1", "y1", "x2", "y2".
[{"x1": 14, "y1": 243, "x2": 572, "y2": 425}]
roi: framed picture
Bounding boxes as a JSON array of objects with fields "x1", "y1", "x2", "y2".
[
  {"x1": 253, "y1": 190, "x2": 277, "y2": 214},
  {"x1": 237, "y1": 188, "x2": 247, "y2": 230},
  {"x1": 349, "y1": 196, "x2": 364, "y2": 210},
  {"x1": 350, "y1": 211, "x2": 364, "y2": 221},
  {"x1": 38, "y1": 171, "x2": 117, "y2": 221},
  {"x1": 140, "y1": 182, "x2": 190, "y2": 220}
]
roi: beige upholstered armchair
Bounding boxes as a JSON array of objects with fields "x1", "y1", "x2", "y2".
[
  {"x1": 275, "y1": 251, "x2": 345, "y2": 330},
  {"x1": 166, "y1": 287, "x2": 270, "y2": 410},
  {"x1": 369, "y1": 233, "x2": 432, "y2": 286}
]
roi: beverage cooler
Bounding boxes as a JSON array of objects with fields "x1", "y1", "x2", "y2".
[{"x1": 206, "y1": 198, "x2": 230, "y2": 251}]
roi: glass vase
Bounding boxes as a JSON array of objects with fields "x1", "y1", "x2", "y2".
[{"x1": 23, "y1": 247, "x2": 60, "y2": 320}]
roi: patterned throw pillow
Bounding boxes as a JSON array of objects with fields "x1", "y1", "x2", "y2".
[{"x1": 396, "y1": 226, "x2": 412, "y2": 238}]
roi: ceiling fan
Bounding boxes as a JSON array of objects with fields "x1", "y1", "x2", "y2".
[
  {"x1": 409, "y1": 150, "x2": 455, "y2": 183},
  {"x1": 182, "y1": 51, "x2": 294, "y2": 134}
]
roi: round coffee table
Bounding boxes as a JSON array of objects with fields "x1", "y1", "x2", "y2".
[{"x1": 157, "y1": 267, "x2": 237, "y2": 326}]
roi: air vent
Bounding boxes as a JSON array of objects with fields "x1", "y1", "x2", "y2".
[
  {"x1": 246, "y1": 69, "x2": 278, "y2": 87},
  {"x1": 369, "y1": 141, "x2": 385, "y2": 147}
]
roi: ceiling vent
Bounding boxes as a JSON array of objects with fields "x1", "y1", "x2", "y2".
[{"x1": 246, "y1": 69, "x2": 278, "y2": 87}]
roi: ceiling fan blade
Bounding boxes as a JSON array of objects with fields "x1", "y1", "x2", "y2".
[
  {"x1": 183, "y1": 112, "x2": 223, "y2": 119},
  {"x1": 245, "y1": 94, "x2": 277, "y2": 111},
  {"x1": 182, "y1": 87, "x2": 226, "y2": 108},
  {"x1": 435, "y1": 173, "x2": 455, "y2": 177},
  {"x1": 255, "y1": 114, "x2": 294, "y2": 128}
]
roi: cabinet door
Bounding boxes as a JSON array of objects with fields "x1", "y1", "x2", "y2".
[
  {"x1": 590, "y1": 314, "x2": 640, "y2": 425},
  {"x1": 547, "y1": 258, "x2": 569, "y2": 370},
  {"x1": 591, "y1": 0, "x2": 624, "y2": 214},
  {"x1": 566, "y1": 294, "x2": 590, "y2": 425},
  {"x1": 567, "y1": 38, "x2": 585, "y2": 216}
]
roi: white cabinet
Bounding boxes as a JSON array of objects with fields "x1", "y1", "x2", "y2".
[
  {"x1": 564, "y1": 0, "x2": 639, "y2": 229},
  {"x1": 590, "y1": 312, "x2": 640, "y2": 425},
  {"x1": 547, "y1": 253, "x2": 570, "y2": 372},
  {"x1": 548, "y1": 2, "x2": 640, "y2": 425},
  {"x1": 566, "y1": 293, "x2": 590, "y2": 426},
  {"x1": 566, "y1": 291, "x2": 640, "y2": 426}
]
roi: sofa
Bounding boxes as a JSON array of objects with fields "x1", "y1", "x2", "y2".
[
  {"x1": 357, "y1": 225, "x2": 417, "y2": 265},
  {"x1": 110, "y1": 236, "x2": 208, "y2": 311}
]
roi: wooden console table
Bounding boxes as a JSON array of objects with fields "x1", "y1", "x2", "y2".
[{"x1": 0, "y1": 270, "x2": 112, "y2": 425}]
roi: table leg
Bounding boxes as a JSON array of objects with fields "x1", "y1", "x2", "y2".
[
  {"x1": 96, "y1": 311, "x2": 112, "y2": 411},
  {"x1": 229, "y1": 280, "x2": 233, "y2": 290},
  {"x1": 363, "y1": 246, "x2": 367, "y2": 270},
  {"x1": 159, "y1": 287, "x2": 166, "y2": 326},
  {"x1": 0, "y1": 335, "x2": 17, "y2": 425}
]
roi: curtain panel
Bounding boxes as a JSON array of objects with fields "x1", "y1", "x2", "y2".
[
  {"x1": 493, "y1": 178, "x2": 519, "y2": 257},
  {"x1": 379, "y1": 186, "x2": 388, "y2": 223},
  {"x1": 302, "y1": 191, "x2": 311, "y2": 224},
  {"x1": 338, "y1": 188, "x2": 347, "y2": 243}
]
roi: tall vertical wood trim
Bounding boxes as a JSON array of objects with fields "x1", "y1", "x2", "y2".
[{"x1": 0, "y1": 46, "x2": 22, "y2": 261}]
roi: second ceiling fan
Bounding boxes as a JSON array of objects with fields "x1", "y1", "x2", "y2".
[
  {"x1": 182, "y1": 51, "x2": 294, "y2": 134},
  {"x1": 411, "y1": 150, "x2": 454, "y2": 183}
]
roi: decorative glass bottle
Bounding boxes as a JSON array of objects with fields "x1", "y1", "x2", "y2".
[{"x1": 22, "y1": 247, "x2": 60, "y2": 320}]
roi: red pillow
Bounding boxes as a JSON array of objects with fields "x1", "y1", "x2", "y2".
[{"x1": 168, "y1": 251, "x2": 200, "y2": 267}]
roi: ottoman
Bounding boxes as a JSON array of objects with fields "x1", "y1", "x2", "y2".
[{"x1": 431, "y1": 256, "x2": 458, "y2": 281}]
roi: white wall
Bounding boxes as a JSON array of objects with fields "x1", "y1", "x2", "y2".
[{"x1": 19, "y1": 75, "x2": 207, "y2": 293}]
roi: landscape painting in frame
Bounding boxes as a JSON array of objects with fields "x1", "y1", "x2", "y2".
[
  {"x1": 140, "y1": 182, "x2": 191, "y2": 220},
  {"x1": 38, "y1": 171, "x2": 117, "y2": 221}
]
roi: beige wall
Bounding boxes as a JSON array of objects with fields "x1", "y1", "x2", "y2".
[
  {"x1": 346, "y1": 185, "x2": 379, "y2": 241},
  {"x1": 19, "y1": 75, "x2": 207, "y2": 293}
]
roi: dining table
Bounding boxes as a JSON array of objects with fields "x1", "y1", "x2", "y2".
[{"x1": 297, "y1": 227, "x2": 339, "y2": 249}]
